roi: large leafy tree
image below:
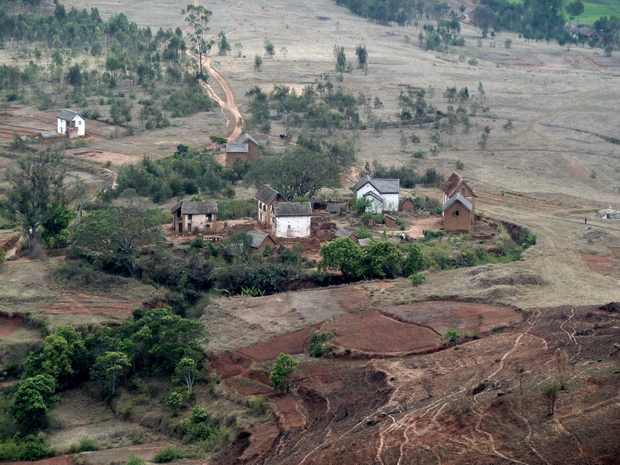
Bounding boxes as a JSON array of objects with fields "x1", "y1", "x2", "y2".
[
  {"x1": 318, "y1": 238, "x2": 364, "y2": 279},
  {"x1": 364, "y1": 241, "x2": 403, "y2": 278},
  {"x1": 9, "y1": 375, "x2": 59, "y2": 430},
  {"x1": 0, "y1": 150, "x2": 84, "y2": 252},
  {"x1": 245, "y1": 147, "x2": 342, "y2": 200},
  {"x1": 183, "y1": 4, "x2": 213, "y2": 76},
  {"x1": 90, "y1": 351, "x2": 131, "y2": 395},
  {"x1": 71, "y1": 206, "x2": 164, "y2": 277}
]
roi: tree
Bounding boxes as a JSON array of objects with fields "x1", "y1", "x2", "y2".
[
  {"x1": 254, "y1": 54, "x2": 263, "y2": 71},
  {"x1": 270, "y1": 353, "x2": 298, "y2": 393},
  {"x1": 403, "y1": 243, "x2": 428, "y2": 276},
  {"x1": 334, "y1": 45, "x2": 346, "y2": 71},
  {"x1": 173, "y1": 357, "x2": 199, "y2": 392},
  {"x1": 318, "y1": 238, "x2": 364, "y2": 279},
  {"x1": 565, "y1": 0, "x2": 584, "y2": 22},
  {"x1": 217, "y1": 31, "x2": 231, "y2": 56},
  {"x1": 10, "y1": 375, "x2": 59, "y2": 430},
  {"x1": 364, "y1": 241, "x2": 403, "y2": 278},
  {"x1": 183, "y1": 4, "x2": 213, "y2": 76},
  {"x1": 355, "y1": 44, "x2": 368, "y2": 68},
  {"x1": 420, "y1": 372, "x2": 434, "y2": 397},
  {"x1": 555, "y1": 348, "x2": 570, "y2": 389},
  {"x1": 90, "y1": 351, "x2": 131, "y2": 395},
  {"x1": 0, "y1": 150, "x2": 84, "y2": 252},
  {"x1": 264, "y1": 38, "x2": 275, "y2": 58},
  {"x1": 71, "y1": 206, "x2": 164, "y2": 277},
  {"x1": 245, "y1": 147, "x2": 342, "y2": 200}
]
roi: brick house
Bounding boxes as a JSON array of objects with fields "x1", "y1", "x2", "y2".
[
  {"x1": 442, "y1": 172, "x2": 477, "y2": 211},
  {"x1": 442, "y1": 194, "x2": 474, "y2": 233},
  {"x1": 171, "y1": 201, "x2": 218, "y2": 234},
  {"x1": 225, "y1": 133, "x2": 259, "y2": 166},
  {"x1": 399, "y1": 197, "x2": 415, "y2": 212},
  {"x1": 256, "y1": 185, "x2": 287, "y2": 227}
]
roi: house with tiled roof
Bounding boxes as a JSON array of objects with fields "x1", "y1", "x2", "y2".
[
  {"x1": 272, "y1": 202, "x2": 312, "y2": 238},
  {"x1": 57, "y1": 109, "x2": 85, "y2": 138},
  {"x1": 354, "y1": 175, "x2": 400, "y2": 214},
  {"x1": 441, "y1": 172, "x2": 477, "y2": 233},
  {"x1": 171, "y1": 201, "x2": 218, "y2": 234},
  {"x1": 441, "y1": 172, "x2": 477, "y2": 211},
  {"x1": 225, "y1": 133, "x2": 259, "y2": 165},
  {"x1": 256, "y1": 185, "x2": 287, "y2": 227},
  {"x1": 247, "y1": 231, "x2": 277, "y2": 253}
]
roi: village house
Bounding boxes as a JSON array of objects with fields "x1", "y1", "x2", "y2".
[
  {"x1": 335, "y1": 227, "x2": 358, "y2": 242},
  {"x1": 247, "y1": 231, "x2": 277, "y2": 253},
  {"x1": 256, "y1": 185, "x2": 287, "y2": 228},
  {"x1": 171, "y1": 201, "x2": 219, "y2": 235},
  {"x1": 441, "y1": 172, "x2": 477, "y2": 233},
  {"x1": 384, "y1": 214, "x2": 397, "y2": 227},
  {"x1": 37, "y1": 131, "x2": 60, "y2": 143},
  {"x1": 442, "y1": 194, "x2": 474, "y2": 233},
  {"x1": 225, "y1": 133, "x2": 259, "y2": 166},
  {"x1": 354, "y1": 176, "x2": 400, "y2": 214},
  {"x1": 57, "y1": 109, "x2": 85, "y2": 138},
  {"x1": 272, "y1": 202, "x2": 312, "y2": 238}
]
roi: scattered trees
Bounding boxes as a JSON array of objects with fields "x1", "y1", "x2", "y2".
[
  {"x1": 334, "y1": 45, "x2": 347, "y2": 71},
  {"x1": 0, "y1": 150, "x2": 84, "y2": 253},
  {"x1": 355, "y1": 44, "x2": 368, "y2": 68},
  {"x1": 183, "y1": 4, "x2": 213, "y2": 76},
  {"x1": 254, "y1": 54, "x2": 263, "y2": 71},
  {"x1": 264, "y1": 37, "x2": 275, "y2": 58},
  {"x1": 217, "y1": 31, "x2": 231, "y2": 55}
]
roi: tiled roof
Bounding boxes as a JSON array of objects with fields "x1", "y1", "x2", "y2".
[
  {"x1": 273, "y1": 202, "x2": 312, "y2": 217},
  {"x1": 354, "y1": 176, "x2": 400, "y2": 194},
  {"x1": 326, "y1": 203, "x2": 342, "y2": 213},
  {"x1": 335, "y1": 228, "x2": 355, "y2": 239},
  {"x1": 442, "y1": 172, "x2": 463, "y2": 195},
  {"x1": 57, "y1": 109, "x2": 81, "y2": 121},
  {"x1": 443, "y1": 193, "x2": 472, "y2": 212},
  {"x1": 256, "y1": 185, "x2": 285, "y2": 203},
  {"x1": 39, "y1": 131, "x2": 59, "y2": 139},
  {"x1": 235, "y1": 133, "x2": 259, "y2": 146},
  {"x1": 358, "y1": 238, "x2": 371, "y2": 248},
  {"x1": 363, "y1": 190, "x2": 383, "y2": 202},
  {"x1": 171, "y1": 201, "x2": 218, "y2": 215},
  {"x1": 247, "y1": 231, "x2": 274, "y2": 248},
  {"x1": 226, "y1": 143, "x2": 249, "y2": 153}
]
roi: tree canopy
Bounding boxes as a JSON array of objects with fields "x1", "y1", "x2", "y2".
[
  {"x1": 245, "y1": 147, "x2": 342, "y2": 200},
  {"x1": 318, "y1": 238, "x2": 364, "y2": 279},
  {"x1": 0, "y1": 150, "x2": 84, "y2": 252},
  {"x1": 9, "y1": 375, "x2": 58, "y2": 430}
]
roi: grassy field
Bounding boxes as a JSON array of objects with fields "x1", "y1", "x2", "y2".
[{"x1": 581, "y1": 0, "x2": 620, "y2": 23}]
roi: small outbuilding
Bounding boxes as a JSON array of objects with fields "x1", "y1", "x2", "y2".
[
  {"x1": 335, "y1": 227, "x2": 358, "y2": 242},
  {"x1": 57, "y1": 109, "x2": 85, "y2": 138},
  {"x1": 37, "y1": 131, "x2": 60, "y2": 142},
  {"x1": 384, "y1": 214, "x2": 397, "y2": 227},
  {"x1": 171, "y1": 201, "x2": 218, "y2": 234},
  {"x1": 247, "y1": 231, "x2": 277, "y2": 253},
  {"x1": 272, "y1": 202, "x2": 312, "y2": 238},
  {"x1": 399, "y1": 196, "x2": 415, "y2": 212}
]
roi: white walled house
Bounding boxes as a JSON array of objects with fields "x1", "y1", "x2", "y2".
[
  {"x1": 354, "y1": 176, "x2": 400, "y2": 214},
  {"x1": 57, "y1": 109, "x2": 85, "y2": 138},
  {"x1": 272, "y1": 202, "x2": 312, "y2": 238}
]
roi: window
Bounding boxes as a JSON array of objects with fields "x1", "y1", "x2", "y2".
[
  {"x1": 205, "y1": 224, "x2": 210, "y2": 229},
  {"x1": 188, "y1": 214, "x2": 193, "y2": 220},
  {"x1": 461, "y1": 188, "x2": 465, "y2": 194},
  {"x1": 453, "y1": 211, "x2": 459, "y2": 217},
  {"x1": 207, "y1": 214, "x2": 212, "y2": 221}
]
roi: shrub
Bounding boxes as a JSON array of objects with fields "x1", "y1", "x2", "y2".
[
  {"x1": 153, "y1": 445, "x2": 182, "y2": 463},
  {"x1": 444, "y1": 329, "x2": 460, "y2": 342},
  {"x1": 308, "y1": 329, "x2": 337, "y2": 357},
  {"x1": 409, "y1": 273, "x2": 426, "y2": 286},
  {"x1": 0, "y1": 433, "x2": 55, "y2": 461},
  {"x1": 176, "y1": 407, "x2": 219, "y2": 442},
  {"x1": 126, "y1": 454, "x2": 146, "y2": 465},
  {"x1": 79, "y1": 437, "x2": 102, "y2": 452}
]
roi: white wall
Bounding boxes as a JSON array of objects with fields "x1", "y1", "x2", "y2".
[
  {"x1": 357, "y1": 183, "x2": 399, "y2": 212},
  {"x1": 273, "y1": 216, "x2": 311, "y2": 238},
  {"x1": 57, "y1": 118, "x2": 66, "y2": 134},
  {"x1": 57, "y1": 116, "x2": 86, "y2": 136}
]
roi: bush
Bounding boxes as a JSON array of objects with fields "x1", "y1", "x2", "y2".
[
  {"x1": 153, "y1": 446, "x2": 182, "y2": 463},
  {"x1": 409, "y1": 273, "x2": 426, "y2": 286},
  {"x1": 308, "y1": 329, "x2": 337, "y2": 357},
  {"x1": 126, "y1": 454, "x2": 146, "y2": 465},
  {"x1": 176, "y1": 407, "x2": 219, "y2": 442},
  {"x1": 0, "y1": 433, "x2": 55, "y2": 461}
]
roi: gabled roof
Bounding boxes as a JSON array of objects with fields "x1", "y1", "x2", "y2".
[
  {"x1": 363, "y1": 190, "x2": 383, "y2": 202},
  {"x1": 354, "y1": 176, "x2": 400, "y2": 194},
  {"x1": 326, "y1": 203, "x2": 342, "y2": 213},
  {"x1": 57, "y1": 109, "x2": 82, "y2": 121},
  {"x1": 171, "y1": 201, "x2": 218, "y2": 215},
  {"x1": 39, "y1": 131, "x2": 59, "y2": 139},
  {"x1": 358, "y1": 238, "x2": 371, "y2": 248},
  {"x1": 335, "y1": 227, "x2": 356, "y2": 239},
  {"x1": 247, "y1": 231, "x2": 275, "y2": 248},
  {"x1": 399, "y1": 196, "x2": 414, "y2": 205},
  {"x1": 443, "y1": 193, "x2": 472, "y2": 212},
  {"x1": 273, "y1": 202, "x2": 312, "y2": 217},
  {"x1": 442, "y1": 172, "x2": 462, "y2": 195},
  {"x1": 235, "y1": 133, "x2": 259, "y2": 146},
  {"x1": 226, "y1": 143, "x2": 249, "y2": 153},
  {"x1": 256, "y1": 185, "x2": 286, "y2": 204},
  {"x1": 385, "y1": 214, "x2": 396, "y2": 221}
]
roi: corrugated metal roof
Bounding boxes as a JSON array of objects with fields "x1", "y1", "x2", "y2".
[{"x1": 57, "y1": 109, "x2": 81, "y2": 121}]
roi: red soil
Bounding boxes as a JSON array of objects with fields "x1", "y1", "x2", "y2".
[
  {"x1": 329, "y1": 286, "x2": 373, "y2": 313},
  {"x1": 7, "y1": 457, "x2": 74, "y2": 465},
  {"x1": 581, "y1": 253, "x2": 620, "y2": 275},
  {"x1": 0, "y1": 314, "x2": 22, "y2": 337},
  {"x1": 320, "y1": 310, "x2": 442, "y2": 356}
]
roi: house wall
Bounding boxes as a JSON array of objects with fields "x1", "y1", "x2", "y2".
[
  {"x1": 400, "y1": 199, "x2": 414, "y2": 212},
  {"x1": 365, "y1": 195, "x2": 383, "y2": 214},
  {"x1": 356, "y1": 183, "x2": 398, "y2": 212},
  {"x1": 258, "y1": 198, "x2": 286, "y2": 227},
  {"x1": 254, "y1": 236, "x2": 277, "y2": 253},
  {"x1": 444, "y1": 184, "x2": 476, "y2": 212},
  {"x1": 173, "y1": 213, "x2": 218, "y2": 234},
  {"x1": 273, "y1": 216, "x2": 311, "y2": 238},
  {"x1": 443, "y1": 203, "x2": 472, "y2": 233},
  {"x1": 57, "y1": 116, "x2": 86, "y2": 136},
  {"x1": 57, "y1": 118, "x2": 66, "y2": 134}
]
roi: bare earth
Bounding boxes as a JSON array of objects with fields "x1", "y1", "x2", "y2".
[{"x1": 3, "y1": 0, "x2": 620, "y2": 463}]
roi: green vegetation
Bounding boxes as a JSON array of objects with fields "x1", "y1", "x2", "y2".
[
  {"x1": 332, "y1": 0, "x2": 452, "y2": 25},
  {"x1": 153, "y1": 445, "x2": 183, "y2": 463},
  {"x1": 308, "y1": 329, "x2": 338, "y2": 357},
  {"x1": 270, "y1": 354, "x2": 298, "y2": 393},
  {"x1": 0, "y1": 433, "x2": 55, "y2": 461}
]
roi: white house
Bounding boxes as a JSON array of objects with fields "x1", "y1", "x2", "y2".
[
  {"x1": 272, "y1": 202, "x2": 312, "y2": 238},
  {"x1": 57, "y1": 109, "x2": 85, "y2": 138},
  {"x1": 354, "y1": 176, "x2": 400, "y2": 214}
]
